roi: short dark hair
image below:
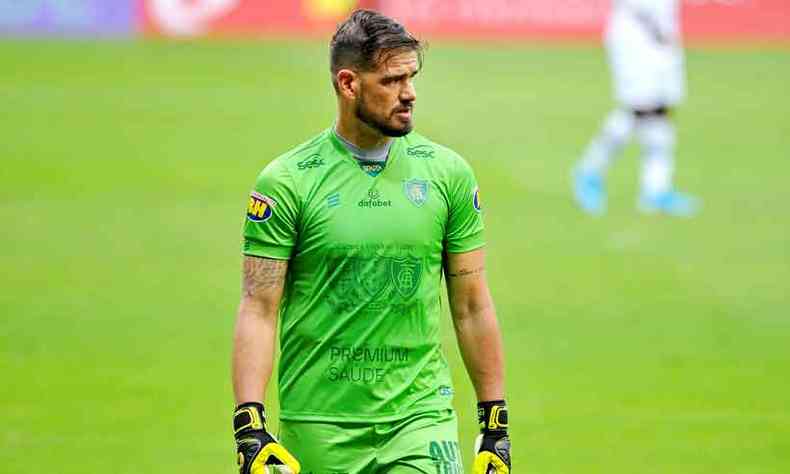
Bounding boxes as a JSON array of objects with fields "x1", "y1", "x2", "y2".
[{"x1": 330, "y1": 9, "x2": 423, "y2": 92}]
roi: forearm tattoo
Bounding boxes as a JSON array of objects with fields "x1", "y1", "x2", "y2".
[
  {"x1": 242, "y1": 257, "x2": 287, "y2": 297},
  {"x1": 446, "y1": 266, "x2": 485, "y2": 278}
]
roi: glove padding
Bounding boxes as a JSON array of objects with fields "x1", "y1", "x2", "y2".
[
  {"x1": 474, "y1": 432, "x2": 511, "y2": 474},
  {"x1": 473, "y1": 400, "x2": 511, "y2": 474},
  {"x1": 234, "y1": 402, "x2": 301, "y2": 474}
]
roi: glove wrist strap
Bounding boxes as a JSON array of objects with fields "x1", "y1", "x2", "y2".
[
  {"x1": 477, "y1": 400, "x2": 508, "y2": 434},
  {"x1": 233, "y1": 402, "x2": 266, "y2": 437}
]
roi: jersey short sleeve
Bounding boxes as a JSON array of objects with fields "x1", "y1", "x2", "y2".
[
  {"x1": 444, "y1": 156, "x2": 485, "y2": 253},
  {"x1": 242, "y1": 160, "x2": 300, "y2": 260}
]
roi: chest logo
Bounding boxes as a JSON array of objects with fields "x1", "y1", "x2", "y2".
[
  {"x1": 390, "y1": 257, "x2": 423, "y2": 299},
  {"x1": 359, "y1": 161, "x2": 385, "y2": 177},
  {"x1": 403, "y1": 179, "x2": 429, "y2": 207},
  {"x1": 358, "y1": 187, "x2": 392, "y2": 208}
]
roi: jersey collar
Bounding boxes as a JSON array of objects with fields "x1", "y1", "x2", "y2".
[{"x1": 328, "y1": 127, "x2": 405, "y2": 174}]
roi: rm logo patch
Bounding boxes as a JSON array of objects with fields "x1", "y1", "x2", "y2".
[{"x1": 247, "y1": 191, "x2": 276, "y2": 222}]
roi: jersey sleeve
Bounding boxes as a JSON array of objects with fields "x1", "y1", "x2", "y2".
[
  {"x1": 242, "y1": 160, "x2": 300, "y2": 260},
  {"x1": 444, "y1": 156, "x2": 485, "y2": 253}
]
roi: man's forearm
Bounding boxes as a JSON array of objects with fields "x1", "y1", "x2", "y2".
[
  {"x1": 232, "y1": 299, "x2": 278, "y2": 404},
  {"x1": 453, "y1": 307, "x2": 506, "y2": 402}
]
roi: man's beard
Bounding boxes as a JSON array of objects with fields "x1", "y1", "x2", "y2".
[{"x1": 355, "y1": 94, "x2": 413, "y2": 138}]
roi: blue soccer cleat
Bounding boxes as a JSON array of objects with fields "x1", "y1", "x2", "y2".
[
  {"x1": 573, "y1": 168, "x2": 606, "y2": 215},
  {"x1": 638, "y1": 190, "x2": 700, "y2": 217}
]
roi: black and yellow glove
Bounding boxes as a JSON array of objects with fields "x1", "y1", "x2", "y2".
[
  {"x1": 473, "y1": 400, "x2": 511, "y2": 474},
  {"x1": 234, "y1": 402, "x2": 301, "y2": 474}
]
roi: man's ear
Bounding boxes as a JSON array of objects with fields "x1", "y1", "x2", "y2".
[{"x1": 336, "y1": 69, "x2": 358, "y2": 99}]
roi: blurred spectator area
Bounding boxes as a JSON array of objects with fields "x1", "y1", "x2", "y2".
[{"x1": 1, "y1": 0, "x2": 789, "y2": 41}]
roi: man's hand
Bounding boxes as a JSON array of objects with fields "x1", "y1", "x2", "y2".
[
  {"x1": 473, "y1": 400, "x2": 511, "y2": 474},
  {"x1": 234, "y1": 402, "x2": 301, "y2": 474}
]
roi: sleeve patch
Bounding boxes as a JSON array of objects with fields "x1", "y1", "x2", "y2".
[
  {"x1": 473, "y1": 187, "x2": 482, "y2": 212},
  {"x1": 247, "y1": 191, "x2": 277, "y2": 222}
]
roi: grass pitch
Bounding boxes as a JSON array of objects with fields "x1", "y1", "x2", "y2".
[{"x1": 1, "y1": 40, "x2": 788, "y2": 473}]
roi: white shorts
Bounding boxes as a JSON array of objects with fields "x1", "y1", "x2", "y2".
[{"x1": 606, "y1": 24, "x2": 686, "y2": 109}]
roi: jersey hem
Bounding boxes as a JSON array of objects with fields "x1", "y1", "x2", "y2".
[
  {"x1": 445, "y1": 240, "x2": 485, "y2": 254},
  {"x1": 242, "y1": 248, "x2": 291, "y2": 260},
  {"x1": 278, "y1": 403, "x2": 454, "y2": 423}
]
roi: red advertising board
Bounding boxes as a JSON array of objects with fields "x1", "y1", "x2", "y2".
[
  {"x1": 140, "y1": 0, "x2": 790, "y2": 42},
  {"x1": 683, "y1": 0, "x2": 790, "y2": 42},
  {"x1": 378, "y1": 0, "x2": 790, "y2": 42},
  {"x1": 139, "y1": 0, "x2": 372, "y2": 37},
  {"x1": 378, "y1": 0, "x2": 608, "y2": 41}
]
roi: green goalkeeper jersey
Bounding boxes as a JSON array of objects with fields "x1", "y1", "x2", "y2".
[{"x1": 242, "y1": 128, "x2": 484, "y2": 422}]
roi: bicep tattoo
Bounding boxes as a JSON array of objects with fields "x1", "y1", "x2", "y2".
[
  {"x1": 446, "y1": 266, "x2": 485, "y2": 278},
  {"x1": 242, "y1": 256, "x2": 287, "y2": 297}
]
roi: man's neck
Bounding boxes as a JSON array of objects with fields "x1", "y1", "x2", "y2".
[
  {"x1": 335, "y1": 115, "x2": 391, "y2": 150},
  {"x1": 334, "y1": 127, "x2": 391, "y2": 163}
]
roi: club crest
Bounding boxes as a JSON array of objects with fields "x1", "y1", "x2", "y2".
[
  {"x1": 390, "y1": 257, "x2": 423, "y2": 299},
  {"x1": 403, "y1": 179, "x2": 429, "y2": 207},
  {"x1": 355, "y1": 257, "x2": 389, "y2": 298}
]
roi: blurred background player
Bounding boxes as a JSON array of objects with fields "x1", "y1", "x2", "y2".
[{"x1": 573, "y1": 0, "x2": 699, "y2": 216}]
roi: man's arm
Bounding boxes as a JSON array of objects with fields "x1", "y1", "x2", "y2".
[
  {"x1": 446, "y1": 248, "x2": 510, "y2": 473},
  {"x1": 231, "y1": 253, "x2": 300, "y2": 473},
  {"x1": 232, "y1": 255, "x2": 288, "y2": 404},
  {"x1": 444, "y1": 247, "x2": 504, "y2": 402}
]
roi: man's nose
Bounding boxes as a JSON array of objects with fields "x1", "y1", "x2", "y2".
[{"x1": 400, "y1": 80, "x2": 416, "y2": 102}]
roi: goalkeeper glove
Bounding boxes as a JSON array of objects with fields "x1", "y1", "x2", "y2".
[
  {"x1": 234, "y1": 402, "x2": 301, "y2": 474},
  {"x1": 473, "y1": 400, "x2": 511, "y2": 474}
]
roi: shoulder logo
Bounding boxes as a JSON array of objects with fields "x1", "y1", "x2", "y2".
[
  {"x1": 473, "y1": 187, "x2": 482, "y2": 212},
  {"x1": 406, "y1": 144, "x2": 434, "y2": 159},
  {"x1": 297, "y1": 154, "x2": 325, "y2": 170},
  {"x1": 247, "y1": 191, "x2": 276, "y2": 222},
  {"x1": 404, "y1": 179, "x2": 429, "y2": 207}
]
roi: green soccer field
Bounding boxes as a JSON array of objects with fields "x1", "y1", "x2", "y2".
[{"x1": 1, "y1": 39, "x2": 788, "y2": 473}]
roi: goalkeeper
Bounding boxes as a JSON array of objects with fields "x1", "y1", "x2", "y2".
[{"x1": 232, "y1": 9, "x2": 510, "y2": 473}]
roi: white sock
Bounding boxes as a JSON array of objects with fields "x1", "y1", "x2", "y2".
[
  {"x1": 578, "y1": 109, "x2": 635, "y2": 175},
  {"x1": 637, "y1": 116, "x2": 676, "y2": 197}
]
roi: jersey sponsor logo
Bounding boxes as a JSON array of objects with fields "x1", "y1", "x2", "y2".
[
  {"x1": 406, "y1": 144, "x2": 435, "y2": 159},
  {"x1": 473, "y1": 186, "x2": 482, "y2": 212},
  {"x1": 327, "y1": 345, "x2": 410, "y2": 384},
  {"x1": 358, "y1": 187, "x2": 392, "y2": 208},
  {"x1": 246, "y1": 191, "x2": 276, "y2": 222},
  {"x1": 297, "y1": 153, "x2": 325, "y2": 170},
  {"x1": 358, "y1": 161, "x2": 384, "y2": 176},
  {"x1": 404, "y1": 178, "x2": 429, "y2": 207}
]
